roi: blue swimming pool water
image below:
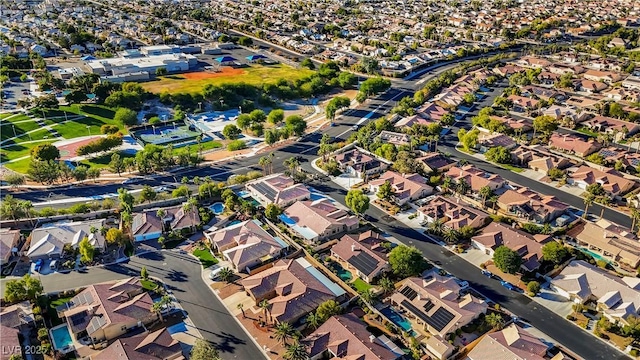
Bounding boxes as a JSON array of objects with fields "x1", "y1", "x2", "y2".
[
  {"x1": 51, "y1": 324, "x2": 73, "y2": 350},
  {"x1": 167, "y1": 322, "x2": 188, "y2": 334},
  {"x1": 228, "y1": 220, "x2": 242, "y2": 226},
  {"x1": 578, "y1": 247, "x2": 612, "y2": 264},
  {"x1": 210, "y1": 202, "x2": 225, "y2": 215},
  {"x1": 236, "y1": 190, "x2": 251, "y2": 198},
  {"x1": 330, "y1": 263, "x2": 353, "y2": 281},
  {"x1": 381, "y1": 307, "x2": 416, "y2": 336}
]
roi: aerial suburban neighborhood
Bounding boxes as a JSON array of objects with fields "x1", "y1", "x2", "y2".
[{"x1": 2, "y1": 0, "x2": 640, "y2": 360}]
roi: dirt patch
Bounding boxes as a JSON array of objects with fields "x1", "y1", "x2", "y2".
[
  {"x1": 180, "y1": 67, "x2": 245, "y2": 80},
  {"x1": 56, "y1": 136, "x2": 103, "y2": 159},
  {"x1": 218, "y1": 281, "x2": 245, "y2": 300},
  {"x1": 203, "y1": 148, "x2": 252, "y2": 161}
]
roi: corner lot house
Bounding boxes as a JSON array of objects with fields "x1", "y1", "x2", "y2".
[
  {"x1": 390, "y1": 272, "x2": 487, "y2": 337},
  {"x1": 57, "y1": 277, "x2": 157, "y2": 344},
  {"x1": 27, "y1": 219, "x2": 107, "y2": 260},
  {"x1": 132, "y1": 204, "x2": 200, "y2": 242},
  {"x1": 245, "y1": 173, "x2": 310, "y2": 207},
  {"x1": 467, "y1": 324, "x2": 550, "y2": 360},
  {"x1": 241, "y1": 258, "x2": 347, "y2": 324},
  {"x1": 369, "y1": 171, "x2": 433, "y2": 206},
  {"x1": 205, "y1": 219, "x2": 288, "y2": 273},
  {"x1": 331, "y1": 231, "x2": 390, "y2": 283},
  {"x1": 303, "y1": 313, "x2": 403, "y2": 360},
  {"x1": 335, "y1": 148, "x2": 390, "y2": 179},
  {"x1": 0, "y1": 229, "x2": 21, "y2": 265},
  {"x1": 551, "y1": 260, "x2": 640, "y2": 324},
  {"x1": 92, "y1": 327, "x2": 183, "y2": 360},
  {"x1": 280, "y1": 199, "x2": 359, "y2": 243},
  {"x1": 471, "y1": 222, "x2": 551, "y2": 272}
]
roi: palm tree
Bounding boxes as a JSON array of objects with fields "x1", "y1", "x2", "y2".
[
  {"x1": 583, "y1": 193, "x2": 595, "y2": 218},
  {"x1": 218, "y1": 267, "x2": 233, "y2": 283},
  {"x1": 456, "y1": 178, "x2": 470, "y2": 197},
  {"x1": 359, "y1": 289, "x2": 377, "y2": 305},
  {"x1": 428, "y1": 218, "x2": 445, "y2": 236},
  {"x1": 441, "y1": 177, "x2": 454, "y2": 194},
  {"x1": 151, "y1": 294, "x2": 172, "y2": 322},
  {"x1": 1, "y1": 195, "x2": 21, "y2": 225},
  {"x1": 597, "y1": 196, "x2": 610, "y2": 219},
  {"x1": 442, "y1": 228, "x2": 460, "y2": 244},
  {"x1": 259, "y1": 156, "x2": 269, "y2": 176},
  {"x1": 156, "y1": 209, "x2": 167, "y2": 231},
  {"x1": 489, "y1": 195, "x2": 499, "y2": 211},
  {"x1": 479, "y1": 185, "x2": 493, "y2": 209},
  {"x1": 485, "y1": 312, "x2": 505, "y2": 330},
  {"x1": 120, "y1": 211, "x2": 133, "y2": 232},
  {"x1": 284, "y1": 157, "x2": 300, "y2": 176},
  {"x1": 183, "y1": 197, "x2": 199, "y2": 232},
  {"x1": 379, "y1": 277, "x2": 395, "y2": 294},
  {"x1": 269, "y1": 153, "x2": 275, "y2": 174},
  {"x1": 630, "y1": 206, "x2": 640, "y2": 232},
  {"x1": 237, "y1": 303, "x2": 246, "y2": 318},
  {"x1": 18, "y1": 200, "x2": 34, "y2": 227},
  {"x1": 283, "y1": 340, "x2": 307, "y2": 360},
  {"x1": 306, "y1": 312, "x2": 319, "y2": 330},
  {"x1": 259, "y1": 299, "x2": 271, "y2": 325},
  {"x1": 274, "y1": 322, "x2": 295, "y2": 346}
]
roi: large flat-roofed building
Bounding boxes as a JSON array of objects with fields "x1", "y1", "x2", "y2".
[
  {"x1": 85, "y1": 53, "x2": 197, "y2": 76},
  {"x1": 139, "y1": 45, "x2": 181, "y2": 56}
]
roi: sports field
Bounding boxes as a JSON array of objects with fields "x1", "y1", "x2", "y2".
[
  {"x1": 141, "y1": 64, "x2": 315, "y2": 94},
  {"x1": 135, "y1": 125, "x2": 201, "y2": 146}
]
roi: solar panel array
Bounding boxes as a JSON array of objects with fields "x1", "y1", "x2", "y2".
[
  {"x1": 87, "y1": 315, "x2": 106, "y2": 335},
  {"x1": 69, "y1": 312, "x2": 86, "y2": 326},
  {"x1": 347, "y1": 251, "x2": 379, "y2": 276},
  {"x1": 423, "y1": 300, "x2": 435, "y2": 313},
  {"x1": 251, "y1": 182, "x2": 277, "y2": 202},
  {"x1": 599, "y1": 148, "x2": 619, "y2": 158},
  {"x1": 399, "y1": 286, "x2": 417, "y2": 301},
  {"x1": 400, "y1": 300, "x2": 455, "y2": 332},
  {"x1": 75, "y1": 292, "x2": 94, "y2": 306}
]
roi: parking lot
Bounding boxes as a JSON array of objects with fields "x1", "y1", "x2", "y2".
[{"x1": 2, "y1": 79, "x2": 34, "y2": 110}]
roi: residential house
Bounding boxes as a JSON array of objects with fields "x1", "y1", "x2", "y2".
[
  {"x1": 377, "y1": 130, "x2": 410, "y2": 146},
  {"x1": 538, "y1": 71, "x2": 561, "y2": 85},
  {"x1": 280, "y1": 199, "x2": 359, "y2": 243},
  {"x1": 245, "y1": 173, "x2": 311, "y2": 207},
  {"x1": 395, "y1": 114, "x2": 437, "y2": 128},
  {"x1": 418, "y1": 196, "x2": 489, "y2": 230},
  {"x1": 582, "y1": 116, "x2": 640, "y2": 141},
  {"x1": 551, "y1": 260, "x2": 640, "y2": 324},
  {"x1": 331, "y1": 231, "x2": 390, "y2": 283},
  {"x1": 583, "y1": 69, "x2": 624, "y2": 84},
  {"x1": 471, "y1": 222, "x2": 551, "y2": 272},
  {"x1": 568, "y1": 220, "x2": 640, "y2": 269},
  {"x1": 57, "y1": 277, "x2": 157, "y2": 344},
  {"x1": 548, "y1": 133, "x2": 602, "y2": 157},
  {"x1": 26, "y1": 219, "x2": 107, "y2": 260},
  {"x1": 369, "y1": 171, "x2": 433, "y2": 206},
  {"x1": 303, "y1": 313, "x2": 403, "y2": 360},
  {"x1": 497, "y1": 187, "x2": 569, "y2": 223},
  {"x1": 241, "y1": 257, "x2": 347, "y2": 324},
  {"x1": 622, "y1": 76, "x2": 640, "y2": 91},
  {"x1": 335, "y1": 148, "x2": 390, "y2": 179},
  {"x1": 489, "y1": 116, "x2": 532, "y2": 133},
  {"x1": 548, "y1": 63, "x2": 585, "y2": 75},
  {"x1": 417, "y1": 152, "x2": 457, "y2": 174},
  {"x1": 567, "y1": 165, "x2": 635, "y2": 197},
  {"x1": 477, "y1": 132, "x2": 516, "y2": 153},
  {"x1": 516, "y1": 56, "x2": 552, "y2": 69},
  {"x1": 493, "y1": 65, "x2": 524, "y2": 77},
  {"x1": 92, "y1": 327, "x2": 183, "y2": 360},
  {"x1": 574, "y1": 79, "x2": 608, "y2": 93},
  {"x1": 390, "y1": 271, "x2": 487, "y2": 338},
  {"x1": 543, "y1": 105, "x2": 589, "y2": 125},
  {"x1": 204, "y1": 219, "x2": 288, "y2": 273},
  {"x1": 508, "y1": 95, "x2": 540, "y2": 112},
  {"x1": 467, "y1": 324, "x2": 549, "y2": 360},
  {"x1": 445, "y1": 165, "x2": 506, "y2": 192},
  {"x1": 131, "y1": 204, "x2": 200, "y2": 242},
  {"x1": 511, "y1": 146, "x2": 572, "y2": 173},
  {"x1": 521, "y1": 85, "x2": 567, "y2": 102},
  {"x1": 598, "y1": 147, "x2": 640, "y2": 173},
  {"x1": 608, "y1": 37, "x2": 629, "y2": 49},
  {"x1": 0, "y1": 229, "x2": 21, "y2": 265},
  {"x1": 1, "y1": 301, "x2": 35, "y2": 360}
]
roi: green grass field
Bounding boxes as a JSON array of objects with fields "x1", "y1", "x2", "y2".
[
  {"x1": 1, "y1": 120, "x2": 40, "y2": 141},
  {"x1": 0, "y1": 113, "x2": 31, "y2": 123},
  {"x1": 142, "y1": 64, "x2": 315, "y2": 94},
  {"x1": 352, "y1": 278, "x2": 373, "y2": 292},
  {"x1": 193, "y1": 248, "x2": 218, "y2": 268}
]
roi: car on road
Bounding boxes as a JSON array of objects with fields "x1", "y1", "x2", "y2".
[
  {"x1": 122, "y1": 177, "x2": 143, "y2": 184},
  {"x1": 154, "y1": 186, "x2": 169, "y2": 192},
  {"x1": 34, "y1": 259, "x2": 44, "y2": 272},
  {"x1": 352, "y1": 125, "x2": 359, "y2": 131},
  {"x1": 500, "y1": 280, "x2": 515, "y2": 291},
  {"x1": 481, "y1": 270, "x2": 492, "y2": 277}
]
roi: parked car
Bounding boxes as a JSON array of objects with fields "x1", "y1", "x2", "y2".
[
  {"x1": 50, "y1": 260, "x2": 58, "y2": 271},
  {"x1": 481, "y1": 270, "x2": 492, "y2": 277},
  {"x1": 208, "y1": 265, "x2": 222, "y2": 280},
  {"x1": 34, "y1": 259, "x2": 44, "y2": 272},
  {"x1": 500, "y1": 280, "x2": 515, "y2": 291}
]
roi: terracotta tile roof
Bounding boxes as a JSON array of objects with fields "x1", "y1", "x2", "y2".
[
  {"x1": 0, "y1": 229, "x2": 20, "y2": 263},
  {"x1": 548, "y1": 133, "x2": 602, "y2": 156},
  {"x1": 569, "y1": 220, "x2": 640, "y2": 268},
  {"x1": 303, "y1": 313, "x2": 401, "y2": 360},
  {"x1": 331, "y1": 232, "x2": 388, "y2": 278},
  {"x1": 284, "y1": 199, "x2": 358, "y2": 239},
  {"x1": 246, "y1": 174, "x2": 311, "y2": 206},
  {"x1": 569, "y1": 165, "x2": 635, "y2": 195},
  {"x1": 467, "y1": 324, "x2": 547, "y2": 360},
  {"x1": 92, "y1": 327, "x2": 183, "y2": 360},
  {"x1": 507, "y1": 94, "x2": 540, "y2": 109},
  {"x1": 445, "y1": 165, "x2": 505, "y2": 192},
  {"x1": 335, "y1": 148, "x2": 387, "y2": 173},
  {"x1": 0, "y1": 325, "x2": 20, "y2": 360},
  {"x1": 369, "y1": 171, "x2": 433, "y2": 202},
  {"x1": 419, "y1": 196, "x2": 488, "y2": 230}
]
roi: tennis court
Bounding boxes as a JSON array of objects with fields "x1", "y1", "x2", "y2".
[{"x1": 134, "y1": 125, "x2": 201, "y2": 146}]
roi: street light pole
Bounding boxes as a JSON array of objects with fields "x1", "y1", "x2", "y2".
[
  {"x1": 11, "y1": 124, "x2": 16, "y2": 138},
  {"x1": 86, "y1": 125, "x2": 91, "y2": 136}
]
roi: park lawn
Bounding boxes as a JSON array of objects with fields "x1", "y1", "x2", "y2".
[
  {"x1": 352, "y1": 278, "x2": 373, "y2": 292},
  {"x1": 77, "y1": 151, "x2": 135, "y2": 169},
  {"x1": 56, "y1": 120, "x2": 104, "y2": 139},
  {"x1": 3, "y1": 158, "x2": 32, "y2": 173},
  {"x1": 193, "y1": 248, "x2": 218, "y2": 268},
  {"x1": 1, "y1": 140, "x2": 55, "y2": 161},
  {"x1": 0, "y1": 120, "x2": 40, "y2": 141},
  {"x1": 12, "y1": 129, "x2": 54, "y2": 144},
  {"x1": 0, "y1": 113, "x2": 32, "y2": 124},
  {"x1": 142, "y1": 64, "x2": 315, "y2": 94}
]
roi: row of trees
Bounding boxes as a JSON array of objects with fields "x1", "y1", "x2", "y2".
[{"x1": 76, "y1": 133, "x2": 123, "y2": 156}]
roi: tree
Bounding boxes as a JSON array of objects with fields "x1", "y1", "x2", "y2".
[
  {"x1": 458, "y1": 128, "x2": 479, "y2": 151},
  {"x1": 3, "y1": 274, "x2": 43, "y2": 303},
  {"x1": 265, "y1": 203, "x2": 282, "y2": 221},
  {"x1": 493, "y1": 245, "x2": 522, "y2": 274},
  {"x1": 456, "y1": 178, "x2": 471, "y2": 196},
  {"x1": 31, "y1": 143, "x2": 60, "y2": 161},
  {"x1": 389, "y1": 245, "x2": 428, "y2": 277},
  {"x1": 190, "y1": 339, "x2": 221, "y2": 360},
  {"x1": 306, "y1": 312, "x2": 320, "y2": 330},
  {"x1": 379, "y1": 277, "x2": 395, "y2": 293},
  {"x1": 337, "y1": 71, "x2": 357, "y2": 88},
  {"x1": 376, "y1": 180, "x2": 394, "y2": 201},
  {"x1": 28, "y1": 159, "x2": 60, "y2": 185},
  {"x1": 274, "y1": 322, "x2": 295, "y2": 346},
  {"x1": 285, "y1": 115, "x2": 307, "y2": 136},
  {"x1": 267, "y1": 109, "x2": 284, "y2": 125},
  {"x1": 359, "y1": 288, "x2": 377, "y2": 304},
  {"x1": 586, "y1": 183, "x2": 605, "y2": 197},
  {"x1": 105, "y1": 228, "x2": 126, "y2": 246},
  {"x1": 547, "y1": 167, "x2": 565, "y2": 181},
  {"x1": 527, "y1": 281, "x2": 541, "y2": 296},
  {"x1": 218, "y1": 267, "x2": 233, "y2": 283},
  {"x1": 118, "y1": 188, "x2": 135, "y2": 213},
  {"x1": 259, "y1": 298, "x2": 271, "y2": 324},
  {"x1": 222, "y1": 124, "x2": 241, "y2": 140},
  {"x1": 109, "y1": 153, "x2": 125, "y2": 175},
  {"x1": 87, "y1": 167, "x2": 101, "y2": 182},
  {"x1": 34, "y1": 94, "x2": 59, "y2": 109},
  {"x1": 325, "y1": 96, "x2": 350, "y2": 123},
  {"x1": 238, "y1": 36, "x2": 253, "y2": 46},
  {"x1": 485, "y1": 146, "x2": 512, "y2": 164},
  {"x1": 316, "y1": 299, "x2": 341, "y2": 322},
  {"x1": 151, "y1": 294, "x2": 172, "y2": 322},
  {"x1": 301, "y1": 58, "x2": 315, "y2": 70},
  {"x1": 583, "y1": 192, "x2": 595, "y2": 217},
  {"x1": 141, "y1": 266, "x2": 148, "y2": 280},
  {"x1": 541, "y1": 241, "x2": 567, "y2": 264},
  {"x1": 479, "y1": 185, "x2": 493, "y2": 208},
  {"x1": 345, "y1": 189, "x2": 370, "y2": 215},
  {"x1": 114, "y1": 107, "x2": 138, "y2": 126},
  {"x1": 155, "y1": 67, "x2": 168, "y2": 76},
  {"x1": 283, "y1": 340, "x2": 307, "y2": 360},
  {"x1": 140, "y1": 185, "x2": 157, "y2": 203},
  {"x1": 533, "y1": 115, "x2": 558, "y2": 137},
  {"x1": 442, "y1": 228, "x2": 460, "y2": 244},
  {"x1": 485, "y1": 312, "x2": 505, "y2": 330},
  {"x1": 65, "y1": 89, "x2": 87, "y2": 104},
  {"x1": 5, "y1": 173, "x2": 25, "y2": 188},
  {"x1": 79, "y1": 237, "x2": 95, "y2": 263}
]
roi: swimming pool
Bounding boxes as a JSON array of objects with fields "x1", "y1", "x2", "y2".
[
  {"x1": 228, "y1": 220, "x2": 242, "y2": 226},
  {"x1": 210, "y1": 202, "x2": 225, "y2": 215},
  {"x1": 381, "y1": 307, "x2": 416, "y2": 336},
  {"x1": 50, "y1": 324, "x2": 74, "y2": 353},
  {"x1": 236, "y1": 190, "x2": 251, "y2": 198},
  {"x1": 330, "y1": 263, "x2": 353, "y2": 281},
  {"x1": 578, "y1": 247, "x2": 613, "y2": 264}
]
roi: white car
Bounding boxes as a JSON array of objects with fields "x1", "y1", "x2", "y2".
[{"x1": 208, "y1": 265, "x2": 222, "y2": 280}]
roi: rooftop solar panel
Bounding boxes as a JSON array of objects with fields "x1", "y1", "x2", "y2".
[
  {"x1": 347, "y1": 251, "x2": 379, "y2": 276},
  {"x1": 252, "y1": 182, "x2": 277, "y2": 202},
  {"x1": 400, "y1": 300, "x2": 454, "y2": 332},
  {"x1": 399, "y1": 286, "x2": 417, "y2": 301},
  {"x1": 423, "y1": 300, "x2": 435, "y2": 312}
]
